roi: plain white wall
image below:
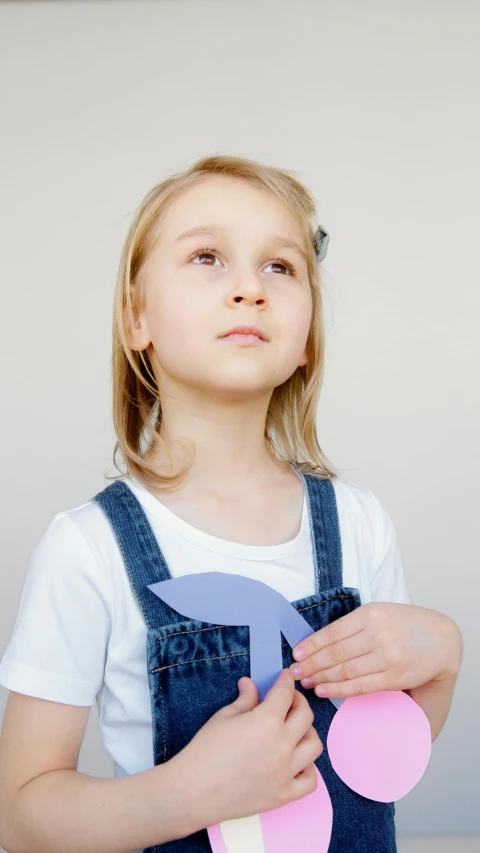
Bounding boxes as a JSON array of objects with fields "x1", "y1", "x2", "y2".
[{"x1": 0, "y1": 0, "x2": 479, "y2": 839}]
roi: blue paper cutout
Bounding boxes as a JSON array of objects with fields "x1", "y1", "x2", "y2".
[{"x1": 148, "y1": 572, "x2": 344, "y2": 708}]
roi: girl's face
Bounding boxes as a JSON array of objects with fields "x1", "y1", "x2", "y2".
[{"x1": 130, "y1": 175, "x2": 313, "y2": 403}]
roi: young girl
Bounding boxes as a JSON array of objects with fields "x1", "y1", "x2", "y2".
[{"x1": 0, "y1": 155, "x2": 463, "y2": 853}]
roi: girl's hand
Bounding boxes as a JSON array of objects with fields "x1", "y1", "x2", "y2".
[
  {"x1": 289, "y1": 603, "x2": 463, "y2": 699},
  {"x1": 175, "y1": 669, "x2": 324, "y2": 832}
]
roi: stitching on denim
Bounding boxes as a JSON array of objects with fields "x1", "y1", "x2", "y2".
[
  {"x1": 331, "y1": 481, "x2": 344, "y2": 582},
  {"x1": 159, "y1": 623, "x2": 227, "y2": 641},
  {"x1": 151, "y1": 594, "x2": 350, "y2": 672},
  {"x1": 160, "y1": 685, "x2": 167, "y2": 761},
  {"x1": 151, "y1": 649, "x2": 249, "y2": 673},
  {"x1": 156, "y1": 593, "x2": 349, "y2": 641},
  {"x1": 116, "y1": 522, "x2": 153, "y2": 631},
  {"x1": 156, "y1": 637, "x2": 168, "y2": 761},
  {"x1": 297, "y1": 594, "x2": 348, "y2": 612}
]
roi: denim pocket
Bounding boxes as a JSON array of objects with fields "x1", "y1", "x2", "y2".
[{"x1": 147, "y1": 621, "x2": 250, "y2": 762}]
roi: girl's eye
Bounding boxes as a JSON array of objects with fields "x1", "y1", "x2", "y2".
[
  {"x1": 188, "y1": 247, "x2": 297, "y2": 277},
  {"x1": 190, "y1": 248, "x2": 222, "y2": 268},
  {"x1": 264, "y1": 257, "x2": 297, "y2": 276}
]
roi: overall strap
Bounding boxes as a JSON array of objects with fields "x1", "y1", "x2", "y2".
[
  {"x1": 92, "y1": 481, "x2": 178, "y2": 629},
  {"x1": 296, "y1": 471, "x2": 344, "y2": 591}
]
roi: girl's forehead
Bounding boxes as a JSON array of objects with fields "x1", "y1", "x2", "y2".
[{"x1": 162, "y1": 178, "x2": 303, "y2": 243}]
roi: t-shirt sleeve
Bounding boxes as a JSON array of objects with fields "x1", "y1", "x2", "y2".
[
  {"x1": 0, "y1": 512, "x2": 113, "y2": 706},
  {"x1": 367, "y1": 489, "x2": 410, "y2": 605}
]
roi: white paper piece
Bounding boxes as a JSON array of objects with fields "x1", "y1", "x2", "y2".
[{"x1": 219, "y1": 813, "x2": 265, "y2": 852}]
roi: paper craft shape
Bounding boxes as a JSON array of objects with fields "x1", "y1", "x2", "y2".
[
  {"x1": 326, "y1": 690, "x2": 432, "y2": 802},
  {"x1": 148, "y1": 572, "x2": 431, "y2": 851},
  {"x1": 148, "y1": 572, "x2": 334, "y2": 853},
  {"x1": 150, "y1": 572, "x2": 328, "y2": 701},
  {"x1": 207, "y1": 813, "x2": 263, "y2": 853},
  {"x1": 207, "y1": 765, "x2": 333, "y2": 853}
]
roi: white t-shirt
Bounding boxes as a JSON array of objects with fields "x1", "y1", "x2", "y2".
[{"x1": 0, "y1": 475, "x2": 409, "y2": 783}]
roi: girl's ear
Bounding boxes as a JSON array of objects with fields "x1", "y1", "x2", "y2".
[
  {"x1": 124, "y1": 293, "x2": 150, "y2": 351},
  {"x1": 299, "y1": 349, "x2": 309, "y2": 367}
]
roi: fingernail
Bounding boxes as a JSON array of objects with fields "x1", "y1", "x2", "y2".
[
  {"x1": 294, "y1": 647, "x2": 306, "y2": 660},
  {"x1": 291, "y1": 666, "x2": 303, "y2": 677}
]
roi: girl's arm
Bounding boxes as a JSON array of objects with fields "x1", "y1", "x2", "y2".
[
  {"x1": 404, "y1": 616, "x2": 464, "y2": 742},
  {"x1": 0, "y1": 691, "x2": 199, "y2": 853}
]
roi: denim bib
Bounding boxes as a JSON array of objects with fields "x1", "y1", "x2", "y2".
[{"x1": 93, "y1": 471, "x2": 396, "y2": 852}]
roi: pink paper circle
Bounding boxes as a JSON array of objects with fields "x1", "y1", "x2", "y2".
[
  {"x1": 261, "y1": 765, "x2": 333, "y2": 853},
  {"x1": 327, "y1": 690, "x2": 432, "y2": 802}
]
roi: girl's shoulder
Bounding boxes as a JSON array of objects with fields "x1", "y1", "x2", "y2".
[
  {"x1": 329, "y1": 476, "x2": 409, "y2": 604},
  {"x1": 331, "y1": 475, "x2": 396, "y2": 529},
  {"x1": 330, "y1": 476, "x2": 402, "y2": 571},
  {"x1": 0, "y1": 495, "x2": 123, "y2": 707}
]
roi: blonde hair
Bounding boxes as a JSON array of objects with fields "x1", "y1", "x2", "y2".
[{"x1": 105, "y1": 154, "x2": 341, "y2": 493}]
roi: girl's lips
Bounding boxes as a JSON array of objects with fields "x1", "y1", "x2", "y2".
[{"x1": 219, "y1": 333, "x2": 268, "y2": 345}]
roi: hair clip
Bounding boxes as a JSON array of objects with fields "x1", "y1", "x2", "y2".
[{"x1": 312, "y1": 225, "x2": 329, "y2": 262}]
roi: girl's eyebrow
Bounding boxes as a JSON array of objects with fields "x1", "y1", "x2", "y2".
[{"x1": 174, "y1": 224, "x2": 308, "y2": 265}]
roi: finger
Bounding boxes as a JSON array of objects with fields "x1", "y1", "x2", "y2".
[
  {"x1": 261, "y1": 667, "x2": 296, "y2": 720},
  {"x1": 311, "y1": 669, "x2": 389, "y2": 699},
  {"x1": 290, "y1": 633, "x2": 373, "y2": 681},
  {"x1": 284, "y1": 689, "x2": 315, "y2": 742},
  {"x1": 291, "y1": 728, "x2": 323, "y2": 777},
  {"x1": 292, "y1": 610, "x2": 365, "y2": 662},
  {"x1": 288, "y1": 763, "x2": 318, "y2": 803},
  {"x1": 302, "y1": 652, "x2": 385, "y2": 690}
]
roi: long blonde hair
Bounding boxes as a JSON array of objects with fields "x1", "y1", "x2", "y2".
[{"x1": 105, "y1": 154, "x2": 341, "y2": 492}]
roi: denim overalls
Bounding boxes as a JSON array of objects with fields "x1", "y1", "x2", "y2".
[{"x1": 92, "y1": 469, "x2": 396, "y2": 852}]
